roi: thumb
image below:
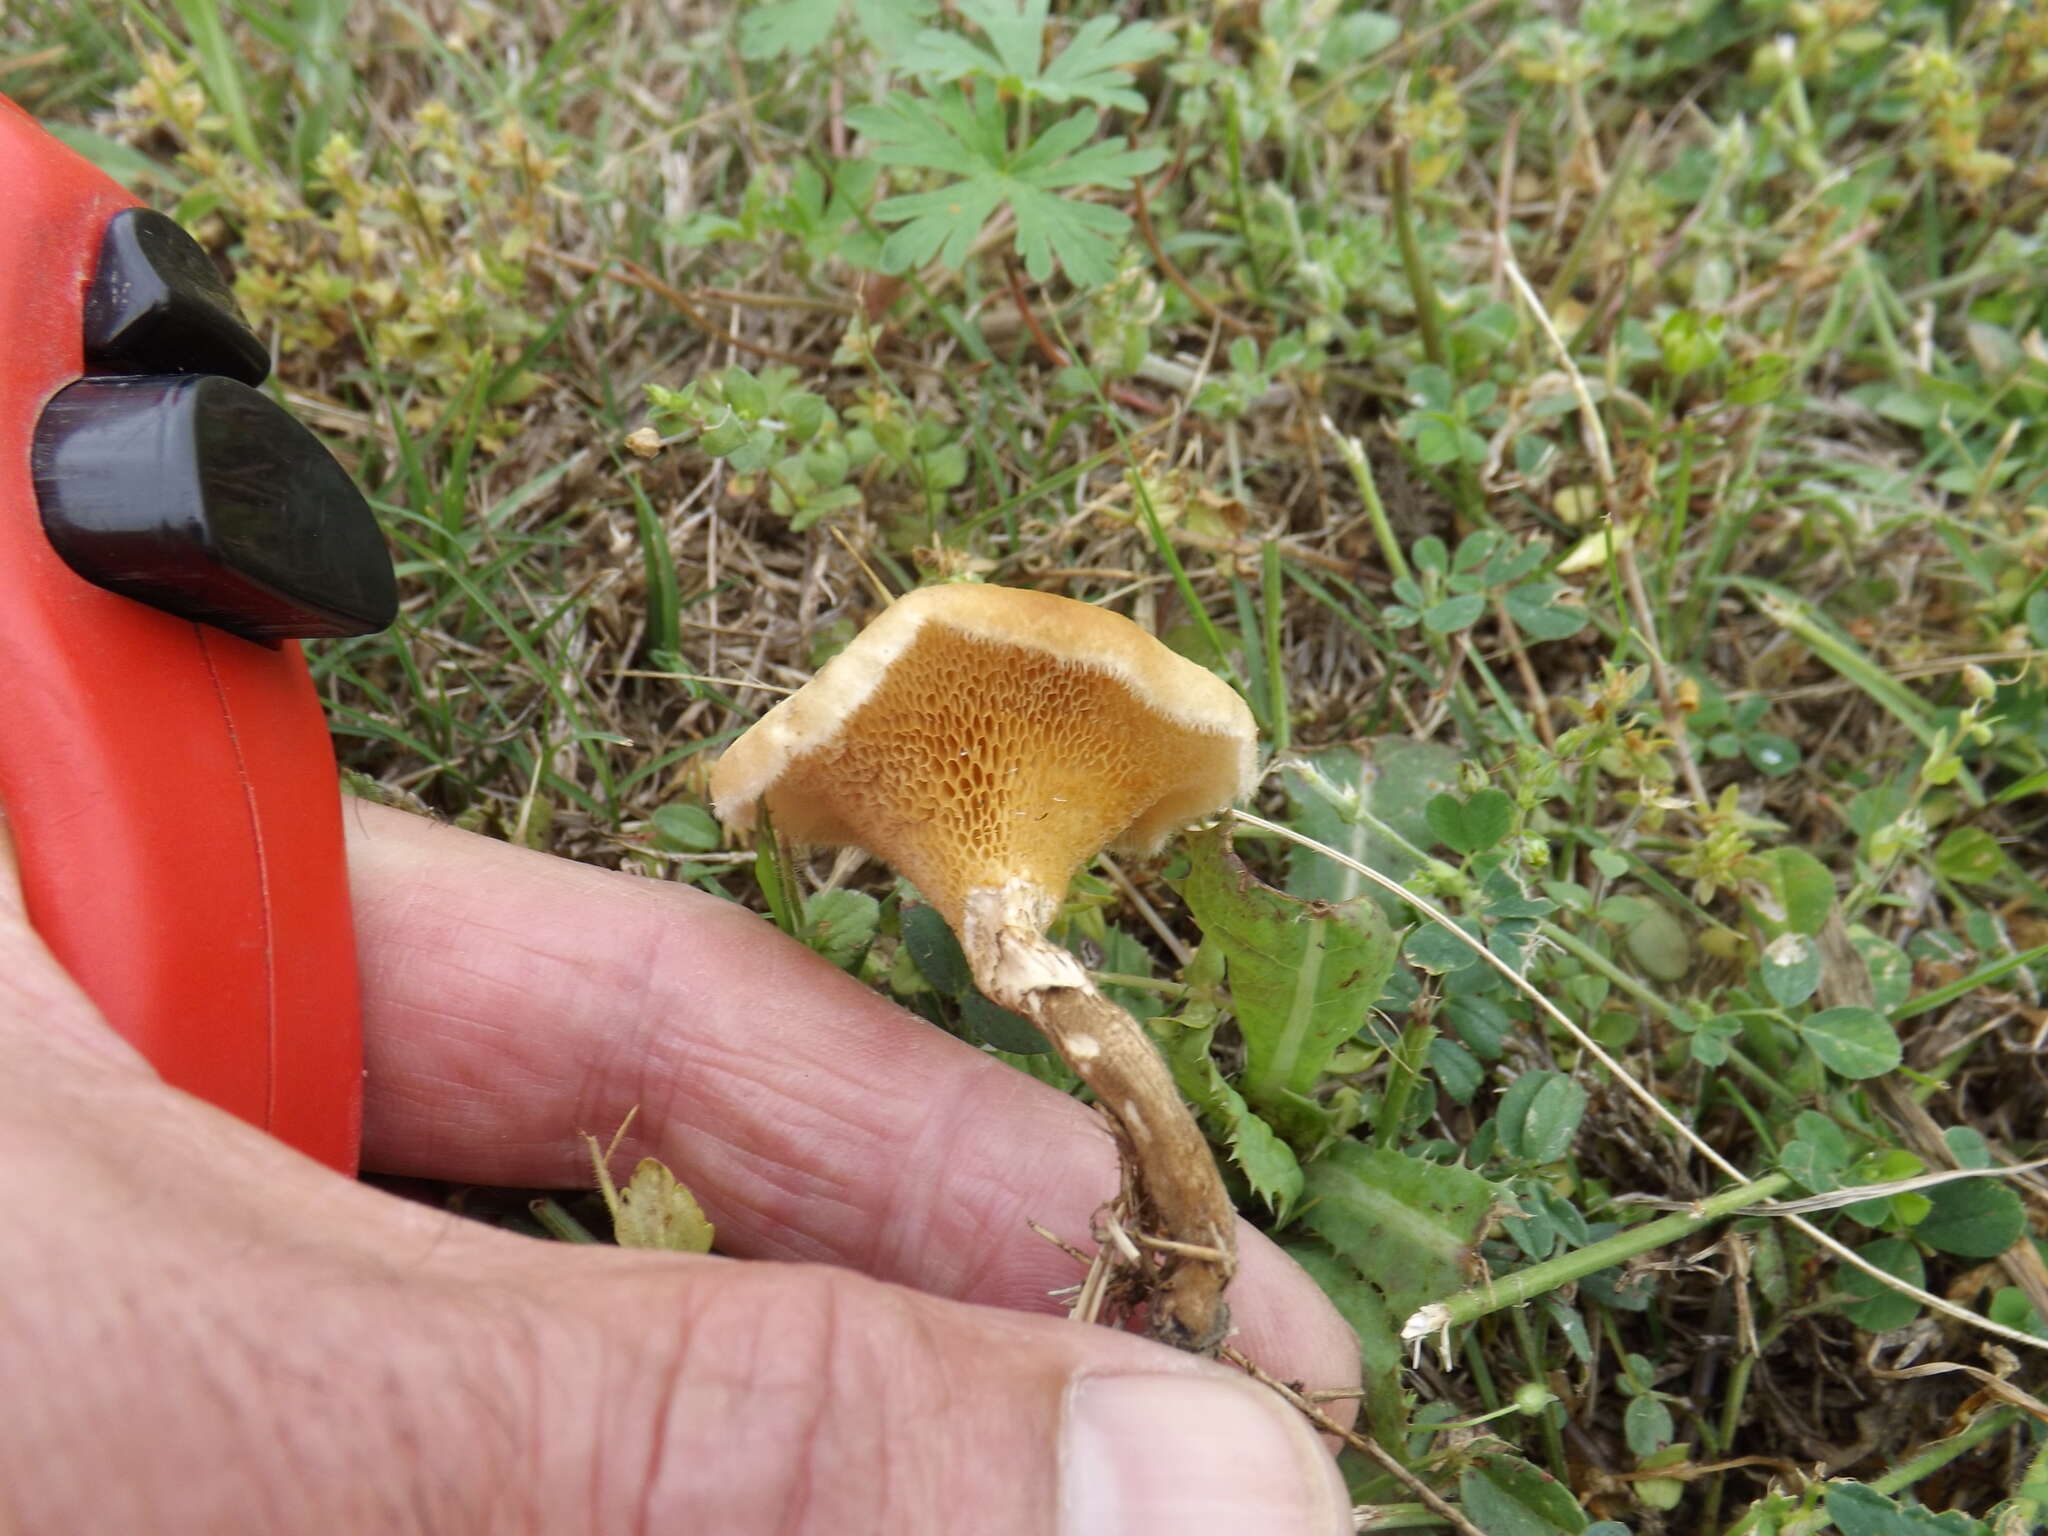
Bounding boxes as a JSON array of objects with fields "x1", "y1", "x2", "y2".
[{"x1": 523, "y1": 1253, "x2": 1355, "y2": 1536}]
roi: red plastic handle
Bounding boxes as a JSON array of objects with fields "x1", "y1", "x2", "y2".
[{"x1": 0, "y1": 94, "x2": 362, "y2": 1173}]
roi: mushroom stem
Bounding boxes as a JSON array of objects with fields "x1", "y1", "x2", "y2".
[{"x1": 961, "y1": 883, "x2": 1237, "y2": 1354}]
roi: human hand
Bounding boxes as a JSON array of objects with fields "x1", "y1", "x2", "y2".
[{"x1": 0, "y1": 800, "x2": 1357, "y2": 1534}]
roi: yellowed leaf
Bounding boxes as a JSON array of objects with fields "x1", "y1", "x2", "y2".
[{"x1": 584, "y1": 1111, "x2": 715, "y2": 1255}]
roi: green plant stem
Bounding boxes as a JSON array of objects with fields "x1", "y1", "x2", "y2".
[
  {"x1": 1461, "y1": 1329, "x2": 1503, "y2": 1412},
  {"x1": 1390, "y1": 139, "x2": 1450, "y2": 374},
  {"x1": 1896, "y1": 939, "x2": 2048, "y2": 1022},
  {"x1": 1092, "y1": 971, "x2": 1188, "y2": 998},
  {"x1": 1388, "y1": 136, "x2": 1484, "y2": 524},
  {"x1": 1537, "y1": 922, "x2": 1800, "y2": 1105},
  {"x1": 1536, "y1": 921, "x2": 1684, "y2": 1028},
  {"x1": 1700, "y1": 1349, "x2": 1756, "y2": 1532},
  {"x1": 1325, "y1": 419, "x2": 1413, "y2": 586},
  {"x1": 1420, "y1": 1174, "x2": 1792, "y2": 1329},
  {"x1": 1867, "y1": 1407, "x2": 2019, "y2": 1497},
  {"x1": 1375, "y1": 1018, "x2": 1436, "y2": 1147},
  {"x1": 1544, "y1": 113, "x2": 1645, "y2": 311},
  {"x1": 1355, "y1": 1508, "x2": 1456, "y2": 1532},
  {"x1": 1053, "y1": 313, "x2": 1248, "y2": 696},
  {"x1": 530, "y1": 1197, "x2": 599, "y2": 1243},
  {"x1": 1317, "y1": 421, "x2": 1488, "y2": 739},
  {"x1": 1508, "y1": 1306, "x2": 1568, "y2": 1481}
]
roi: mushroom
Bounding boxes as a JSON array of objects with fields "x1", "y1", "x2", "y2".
[{"x1": 710, "y1": 583, "x2": 1257, "y2": 1352}]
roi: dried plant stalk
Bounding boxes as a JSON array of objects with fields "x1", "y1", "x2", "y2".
[{"x1": 963, "y1": 885, "x2": 1235, "y2": 1353}]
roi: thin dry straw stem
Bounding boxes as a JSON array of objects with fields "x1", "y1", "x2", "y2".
[{"x1": 1496, "y1": 242, "x2": 1712, "y2": 810}]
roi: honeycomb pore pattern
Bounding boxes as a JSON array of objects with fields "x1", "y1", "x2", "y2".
[{"x1": 760, "y1": 625, "x2": 1245, "y2": 924}]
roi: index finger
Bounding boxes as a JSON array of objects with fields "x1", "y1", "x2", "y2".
[{"x1": 343, "y1": 800, "x2": 1360, "y2": 1408}]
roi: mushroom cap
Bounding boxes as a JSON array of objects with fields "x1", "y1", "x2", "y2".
[{"x1": 709, "y1": 584, "x2": 1258, "y2": 926}]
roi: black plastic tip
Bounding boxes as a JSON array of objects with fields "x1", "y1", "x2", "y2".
[
  {"x1": 32, "y1": 374, "x2": 398, "y2": 643},
  {"x1": 83, "y1": 209, "x2": 271, "y2": 387}
]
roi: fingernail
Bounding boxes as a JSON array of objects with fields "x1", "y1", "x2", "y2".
[{"x1": 1062, "y1": 1373, "x2": 1350, "y2": 1536}]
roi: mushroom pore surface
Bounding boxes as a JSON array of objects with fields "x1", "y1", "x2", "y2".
[{"x1": 754, "y1": 624, "x2": 1246, "y2": 925}]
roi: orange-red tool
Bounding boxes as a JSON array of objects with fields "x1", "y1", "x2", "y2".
[{"x1": 0, "y1": 95, "x2": 396, "y2": 1173}]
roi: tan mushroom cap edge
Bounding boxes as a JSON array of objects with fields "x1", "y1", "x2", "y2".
[{"x1": 709, "y1": 584, "x2": 1259, "y2": 925}]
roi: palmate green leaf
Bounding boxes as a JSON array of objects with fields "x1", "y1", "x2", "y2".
[
  {"x1": 1007, "y1": 184, "x2": 1134, "y2": 286},
  {"x1": 900, "y1": 0, "x2": 1171, "y2": 111},
  {"x1": 873, "y1": 180, "x2": 1009, "y2": 273},
  {"x1": 850, "y1": 86, "x2": 1164, "y2": 284},
  {"x1": 1174, "y1": 824, "x2": 1396, "y2": 1129},
  {"x1": 738, "y1": 0, "x2": 935, "y2": 59},
  {"x1": 850, "y1": 87, "x2": 1003, "y2": 176}
]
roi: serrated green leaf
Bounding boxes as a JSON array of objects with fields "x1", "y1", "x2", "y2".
[
  {"x1": 1006, "y1": 178, "x2": 1135, "y2": 285},
  {"x1": 1300, "y1": 1140, "x2": 1502, "y2": 1322},
  {"x1": 852, "y1": 86, "x2": 1162, "y2": 283},
  {"x1": 1285, "y1": 1239, "x2": 1409, "y2": 1443},
  {"x1": 904, "y1": 0, "x2": 1169, "y2": 112},
  {"x1": 874, "y1": 180, "x2": 1009, "y2": 272},
  {"x1": 1213, "y1": 1081, "x2": 1303, "y2": 1218},
  {"x1": 850, "y1": 88, "x2": 1005, "y2": 175},
  {"x1": 1035, "y1": 12, "x2": 1171, "y2": 108},
  {"x1": 1175, "y1": 826, "x2": 1395, "y2": 1126},
  {"x1": 1799, "y1": 1006, "x2": 1902, "y2": 1079}
]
